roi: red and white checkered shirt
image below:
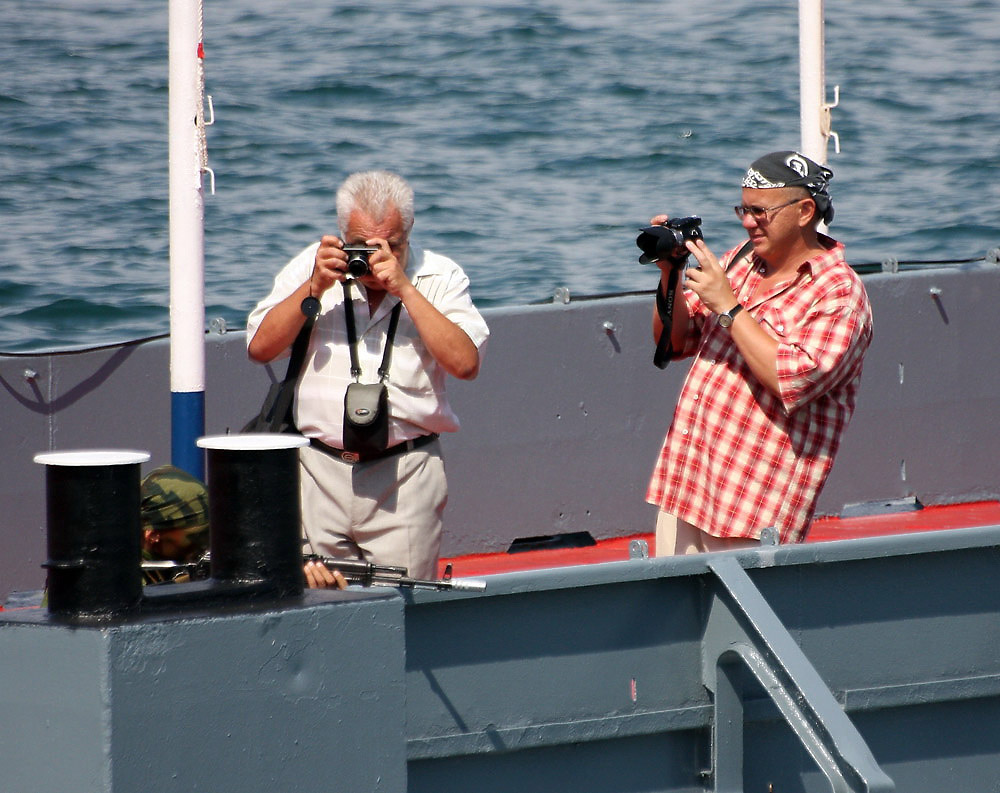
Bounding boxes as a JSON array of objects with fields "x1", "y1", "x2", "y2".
[{"x1": 646, "y1": 237, "x2": 873, "y2": 543}]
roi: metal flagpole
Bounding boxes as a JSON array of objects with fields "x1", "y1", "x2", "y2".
[
  {"x1": 168, "y1": 0, "x2": 207, "y2": 480},
  {"x1": 799, "y1": 0, "x2": 842, "y2": 166},
  {"x1": 799, "y1": 0, "x2": 827, "y2": 163},
  {"x1": 799, "y1": 0, "x2": 839, "y2": 235}
]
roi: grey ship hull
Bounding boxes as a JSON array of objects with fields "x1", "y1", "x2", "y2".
[
  {"x1": 3, "y1": 262, "x2": 1000, "y2": 792},
  {"x1": 3, "y1": 261, "x2": 999, "y2": 595}
]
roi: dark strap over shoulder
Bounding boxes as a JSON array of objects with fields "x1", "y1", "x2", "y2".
[
  {"x1": 242, "y1": 298, "x2": 318, "y2": 433},
  {"x1": 729, "y1": 239, "x2": 755, "y2": 270},
  {"x1": 287, "y1": 308, "x2": 318, "y2": 382},
  {"x1": 267, "y1": 302, "x2": 319, "y2": 427}
]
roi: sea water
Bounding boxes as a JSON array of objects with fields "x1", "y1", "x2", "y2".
[{"x1": 1, "y1": 0, "x2": 997, "y2": 352}]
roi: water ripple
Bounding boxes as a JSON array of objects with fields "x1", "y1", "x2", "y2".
[{"x1": 0, "y1": 0, "x2": 997, "y2": 352}]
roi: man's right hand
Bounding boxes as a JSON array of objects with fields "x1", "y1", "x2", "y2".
[
  {"x1": 249, "y1": 235, "x2": 356, "y2": 364},
  {"x1": 304, "y1": 559, "x2": 349, "y2": 590},
  {"x1": 310, "y1": 235, "x2": 349, "y2": 295}
]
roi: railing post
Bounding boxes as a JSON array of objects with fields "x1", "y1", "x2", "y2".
[
  {"x1": 703, "y1": 554, "x2": 895, "y2": 793},
  {"x1": 713, "y1": 652, "x2": 747, "y2": 792}
]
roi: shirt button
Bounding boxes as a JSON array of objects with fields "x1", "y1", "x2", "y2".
[{"x1": 682, "y1": 429, "x2": 689, "y2": 435}]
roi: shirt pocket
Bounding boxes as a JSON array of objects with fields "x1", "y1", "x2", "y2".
[{"x1": 756, "y1": 305, "x2": 792, "y2": 341}]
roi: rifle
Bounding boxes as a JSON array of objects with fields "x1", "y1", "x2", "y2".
[
  {"x1": 304, "y1": 554, "x2": 486, "y2": 592},
  {"x1": 142, "y1": 552, "x2": 486, "y2": 592}
]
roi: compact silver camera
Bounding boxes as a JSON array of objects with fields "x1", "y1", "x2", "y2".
[{"x1": 343, "y1": 245, "x2": 379, "y2": 278}]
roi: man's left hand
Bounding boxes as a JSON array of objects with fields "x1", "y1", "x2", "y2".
[
  {"x1": 364, "y1": 237, "x2": 413, "y2": 297},
  {"x1": 360, "y1": 234, "x2": 481, "y2": 380},
  {"x1": 683, "y1": 239, "x2": 738, "y2": 315}
]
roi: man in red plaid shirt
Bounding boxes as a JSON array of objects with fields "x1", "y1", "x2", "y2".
[{"x1": 647, "y1": 151, "x2": 873, "y2": 555}]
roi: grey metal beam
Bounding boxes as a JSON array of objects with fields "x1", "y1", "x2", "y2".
[{"x1": 705, "y1": 554, "x2": 895, "y2": 793}]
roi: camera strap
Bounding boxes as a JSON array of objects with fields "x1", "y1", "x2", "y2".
[
  {"x1": 653, "y1": 264, "x2": 682, "y2": 369},
  {"x1": 653, "y1": 239, "x2": 753, "y2": 370},
  {"x1": 342, "y1": 279, "x2": 403, "y2": 383}
]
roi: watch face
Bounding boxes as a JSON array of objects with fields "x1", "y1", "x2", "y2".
[{"x1": 719, "y1": 304, "x2": 741, "y2": 328}]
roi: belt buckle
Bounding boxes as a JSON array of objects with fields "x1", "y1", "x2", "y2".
[{"x1": 341, "y1": 451, "x2": 361, "y2": 464}]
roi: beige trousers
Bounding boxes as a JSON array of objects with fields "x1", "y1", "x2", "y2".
[
  {"x1": 654, "y1": 511, "x2": 761, "y2": 556},
  {"x1": 299, "y1": 439, "x2": 447, "y2": 580}
]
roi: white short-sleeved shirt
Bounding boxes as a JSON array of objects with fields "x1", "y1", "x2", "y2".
[{"x1": 247, "y1": 241, "x2": 489, "y2": 448}]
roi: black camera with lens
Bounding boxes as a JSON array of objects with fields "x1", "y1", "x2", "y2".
[
  {"x1": 636, "y1": 216, "x2": 704, "y2": 265},
  {"x1": 343, "y1": 245, "x2": 379, "y2": 278}
]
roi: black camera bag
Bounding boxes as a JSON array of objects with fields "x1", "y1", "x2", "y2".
[{"x1": 342, "y1": 382, "x2": 390, "y2": 455}]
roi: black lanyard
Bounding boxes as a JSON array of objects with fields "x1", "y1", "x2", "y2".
[
  {"x1": 342, "y1": 279, "x2": 403, "y2": 383},
  {"x1": 653, "y1": 265, "x2": 682, "y2": 369},
  {"x1": 653, "y1": 239, "x2": 753, "y2": 369}
]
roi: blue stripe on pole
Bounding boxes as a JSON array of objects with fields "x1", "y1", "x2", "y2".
[{"x1": 171, "y1": 390, "x2": 206, "y2": 481}]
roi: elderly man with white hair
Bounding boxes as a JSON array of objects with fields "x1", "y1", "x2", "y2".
[{"x1": 248, "y1": 170, "x2": 489, "y2": 584}]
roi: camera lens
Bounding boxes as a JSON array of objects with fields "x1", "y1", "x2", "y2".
[
  {"x1": 636, "y1": 226, "x2": 683, "y2": 264},
  {"x1": 346, "y1": 252, "x2": 370, "y2": 278},
  {"x1": 636, "y1": 216, "x2": 703, "y2": 264}
]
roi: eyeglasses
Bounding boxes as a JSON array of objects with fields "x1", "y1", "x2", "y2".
[{"x1": 733, "y1": 198, "x2": 806, "y2": 222}]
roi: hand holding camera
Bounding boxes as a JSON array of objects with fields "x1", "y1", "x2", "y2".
[
  {"x1": 311, "y1": 232, "x2": 412, "y2": 305},
  {"x1": 682, "y1": 237, "x2": 738, "y2": 315},
  {"x1": 358, "y1": 236, "x2": 415, "y2": 300},
  {"x1": 311, "y1": 236, "x2": 401, "y2": 289},
  {"x1": 310, "y1": 235, "x2": 351, "y2": 294},
  {"x1": 637, "y1": 215, "x2": 737, "y2": 315}
]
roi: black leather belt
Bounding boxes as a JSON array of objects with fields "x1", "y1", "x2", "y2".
[{"x1": 309, "y1": 434, "x2": 438, "y2": 464}]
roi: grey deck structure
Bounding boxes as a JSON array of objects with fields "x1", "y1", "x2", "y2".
[{"x1": 3, "y1": 525, "x2": 1000, "y2": 792}]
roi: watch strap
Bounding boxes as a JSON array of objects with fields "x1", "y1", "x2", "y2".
[{"x1": 719, "y1": 303, "x2": 743, "y2": 327}]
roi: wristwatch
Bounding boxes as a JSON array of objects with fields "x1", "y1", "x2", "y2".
[{"x1": 718, "y1": 303, "x2": 743, "y2": 328}]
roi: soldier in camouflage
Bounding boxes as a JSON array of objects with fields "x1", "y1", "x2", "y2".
[{"x1": 141, "y1": 465, "x2": 209, "y2": 583}]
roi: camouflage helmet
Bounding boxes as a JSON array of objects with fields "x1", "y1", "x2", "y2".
[{"x1": 140, "y1": 465, "x2": 209, "y2": 553}]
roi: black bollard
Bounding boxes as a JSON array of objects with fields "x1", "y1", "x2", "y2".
[
  {"x1": 197, "y1": 434, "x2": 308, "y2": 598},
  {"x1": 34, "y1": 450, "x2": 150, "y2": 621}
]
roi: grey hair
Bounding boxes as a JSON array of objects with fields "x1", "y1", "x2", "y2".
[{"x1": 336, "y1": 171, "x2": 415, "y2": 236}]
